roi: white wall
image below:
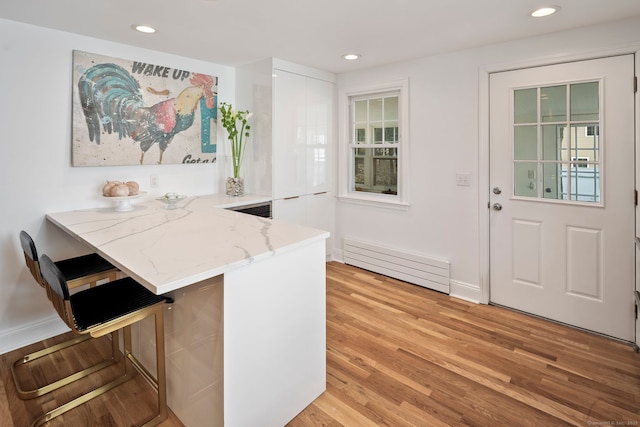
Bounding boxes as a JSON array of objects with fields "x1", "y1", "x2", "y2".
[
  {"x1": 0, "y1": 18, "x2": 235, "y2": 353},
  {"x1": 334, "y1": 17, "x2": 640, "y2": 301},
  {"x1": 3, "y1": 15, "x2": 640, "y2": 354}
]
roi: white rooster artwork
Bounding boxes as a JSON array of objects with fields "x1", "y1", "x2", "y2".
[{"x1": 72, "y1": 50, "x2": 218, "y2": 166}]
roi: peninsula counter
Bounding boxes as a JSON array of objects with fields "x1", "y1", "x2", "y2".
[{"x1": 46, "y1": 194, "x2": 328, "y2": 427}]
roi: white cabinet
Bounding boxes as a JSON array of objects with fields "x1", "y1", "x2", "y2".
[
  {"x1": 235, "y1": 58, "x2": 335, "y2": 257},
  {"x1": 273, "y1": 69, "x2": 333, "y2": 199},
  {"x1": 273, "y1": 70, "x2": 307, "y2": 198},
  {"x1": 271, "y1": 67, "x2": 335, "y2": 258},
  {"x1": 272, "y1": 192, "x2": 334, "y2": 258}
]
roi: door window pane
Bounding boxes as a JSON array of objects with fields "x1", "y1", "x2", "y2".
[
  {"x1": 514, "y1": 126, "x2": 537, "y2": 160},
  {"x1": 514, "y1": 88, "x2": 537, "y2": 124},
  {"x1": 542, "y1": 163, "x2": 564, "y2": 200},
  {"x1": 542, "y1": 124, "x2": 566, "y2": 161},
  {"x1": 571, "y1": 82, "x2": 599, "y2": 121},
  {"x1": 514, "y1": 162, "x2": 538, "y2": 197},
  {"x1": 569, "y1": 164, "x2": 600, "y2": 202},
  {"x1": 541, "y1": 85, "x2": 566, "y2": 122},
  {"x1": 571, "y1": 124, "x2": 599, "y2": 163}
]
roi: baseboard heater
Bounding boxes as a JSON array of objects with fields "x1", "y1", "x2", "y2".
[{"x1": 343, "y1": 238, "x2": 450, "y2": 293}]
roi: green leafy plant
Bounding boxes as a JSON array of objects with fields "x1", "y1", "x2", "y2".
[{"x1": 219, "y1": 102, "x2": 252, "y2": 178}]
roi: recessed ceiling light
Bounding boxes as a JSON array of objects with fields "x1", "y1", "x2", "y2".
[
  {"x1": 133, "y1": 24, "x2": 157, "y2": 34},
  {"x1": 342, "y1": 53, "x2": 361, "y2": 61},
  {"x1": 531, "y1": 6, "x2": 560, "y2": 17}
]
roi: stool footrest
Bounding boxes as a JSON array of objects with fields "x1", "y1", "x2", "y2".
[{"x1": 12, "y1": 334, "x2": 118, "y2": 399}]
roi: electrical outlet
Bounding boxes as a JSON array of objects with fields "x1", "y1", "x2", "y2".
[
  {"x1": 456, "y1": 173, "x2": 471, "y2": 186},
  {"x1": 150, "y1": 175, "x2": 159, "y2": 188}
]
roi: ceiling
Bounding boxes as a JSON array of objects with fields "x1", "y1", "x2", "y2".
[{"x1": 2, "y1": 0, "x2": 640, "y2": 74}]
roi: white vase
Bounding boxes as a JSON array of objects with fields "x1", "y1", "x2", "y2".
[{"x1": 226, "y1": 177, "x2": 244, "y2": 196}]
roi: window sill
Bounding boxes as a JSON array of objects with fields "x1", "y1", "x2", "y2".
[{"x1": 337, "y1": 193, "x2": 410, "y2": 211}]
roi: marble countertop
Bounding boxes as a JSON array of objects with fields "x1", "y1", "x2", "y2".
[{"x1": 46, "y1": 194, "x2": 328, "y2": 294}]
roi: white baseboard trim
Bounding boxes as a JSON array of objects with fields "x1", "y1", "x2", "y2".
[
  {"x1": 450, "y1": 279, "x2": 482, "y2": 304},
  {"x1": 332, "y1": 248, "x2": 344, "y2": 263},
  {"x1": 0, "y1": 316, "x2": 70, "y2": 355},
  {"x1": 333, "y1": 248, "x2": 481, "y2": 303}
]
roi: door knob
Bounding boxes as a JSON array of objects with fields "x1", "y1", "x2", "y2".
[
  {"x1": 492, "y1": 203, "x2": 502, "y2": 211},
  {"x1": 492, "y1": 187, "x2": 502, "y2": 195}
]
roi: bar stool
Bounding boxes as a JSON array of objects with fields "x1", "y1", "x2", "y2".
[
  {"x1": 36, "y1": 254, "x2": 172, "y2": 427},
  {"x1": 13, "y1": 231, "x2": 120, "y2": 399}
]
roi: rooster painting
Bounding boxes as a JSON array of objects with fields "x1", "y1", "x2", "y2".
[{"x1": 77, "y1": 62, "x2": 216, "y2": 165}]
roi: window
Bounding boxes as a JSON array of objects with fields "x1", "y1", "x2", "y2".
[{"x1": 339, "y1": 79, "x2": 409, "y2": 208}]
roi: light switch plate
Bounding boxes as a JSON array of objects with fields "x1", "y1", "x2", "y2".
[{"x1": 456, "y1": 173, "x2": 471, "y2": 186}]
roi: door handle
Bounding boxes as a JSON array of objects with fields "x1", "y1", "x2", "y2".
[{"x1": 492, "y1": 203, "x2": 502, "y2": 211}]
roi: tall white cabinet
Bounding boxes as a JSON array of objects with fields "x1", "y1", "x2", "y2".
[{"x1": 235, "y1": 59, "x2": 336, "y2": 258}]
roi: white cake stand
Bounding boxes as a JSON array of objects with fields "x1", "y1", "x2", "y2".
[{"x1": 104, "y1": 192, "x2": 145, "y2": 212}]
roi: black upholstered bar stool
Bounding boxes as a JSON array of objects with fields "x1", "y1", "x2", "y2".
[
  {"x1": 19, "y1": 230, "x2": 118, "y2": 293},
  {"x1": 13, "y1": 231, "x2": 121, "y2": 399},
  {"x1": 35, "y1": 254, "x2": 172, "y2": 427}
]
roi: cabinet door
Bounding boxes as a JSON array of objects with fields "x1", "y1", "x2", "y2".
[
  {"x1": 305, "y1": 191, "x2": 334, "y2": 257},
  {"x1": 273, "y1": 70, "x2": 307, "y2": 199},
  {"x1": 306, "y1": 78, "x2": 333, "y2": 194},
  {"x1": 273, "y1": 193, "x2": 334, "y2": 258},
  {"x1": 272, "y1": 197, "x2": 307, "y2": 225}
]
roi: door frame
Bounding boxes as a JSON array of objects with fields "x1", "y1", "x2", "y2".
[{"x1": 478, "y1": 46, "x2": 640, "y2": 333}]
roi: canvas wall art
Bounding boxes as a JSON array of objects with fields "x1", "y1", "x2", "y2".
[{"x1": 72, "y1": 50, "x2": 218, "y2": 166}]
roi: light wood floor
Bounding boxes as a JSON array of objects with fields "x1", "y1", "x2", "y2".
[{"x1": 2, "y1": 262, "x2": 639, "y2": 426}]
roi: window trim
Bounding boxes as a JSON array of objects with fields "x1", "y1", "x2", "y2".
[{"x1": 338, "y1": 78, "x2": 410, "y2": 209}]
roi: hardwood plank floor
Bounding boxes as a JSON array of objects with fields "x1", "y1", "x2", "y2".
[
  {"x1": 2, "y1": 262, "x2": 639, "y2": 426},
  {"x1": 287, "y1": 262, "x2": 640, "y2": 427}
]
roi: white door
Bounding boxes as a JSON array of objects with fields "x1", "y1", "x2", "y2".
[{"x1": 489, "y1": 55, "x2": 636, "y2": 341}]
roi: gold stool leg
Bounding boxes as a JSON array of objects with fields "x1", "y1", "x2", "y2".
[
  {"x1": 12, "y1": 332, "x2": 119, "y2": 399},
  {"x1": 30, "y1": 308, "x2": 168, "y2": 427}
]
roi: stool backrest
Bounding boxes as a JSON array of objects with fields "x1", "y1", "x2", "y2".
[
  {"x1": 19, "y1": 230, "x2": 44, "y2": 287},
  {"x1": 39, "y1": 254, "x2": 74, "y2": 329}
]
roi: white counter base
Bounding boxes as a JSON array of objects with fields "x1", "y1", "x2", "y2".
[{"x1": 136, "y1": 239, "x2": 326, "y2": 427}]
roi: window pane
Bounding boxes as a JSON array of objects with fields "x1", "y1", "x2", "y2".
[
  {"x1": 540, "y1": 85, "x2": 566, "y2": 122},
  {"x1": 374, "y1": 158, "x2": 397, "y2": 188},
  {"x1": 571, "y1": 82, "x2": 599, "y2": 121},
  {"x1": 385, "y1": 125, "x2": 399, "y2": 143},
  {"x1": 514, "y1": 88, "x2": 537, "y2": 124},
  {"x1": 374, "y1": 147, "x2": 397, "y2": 157},
  {"x1": 384, "y1": 97, "x2": 399, "y2": 121},
  {"x1": 354, "y1": 156, "x2": 365, "y2": 185},
  {"x1": 369, "y1": 98, "x2": 383, "y2": 121},
  {"x1": 542, "y1": 124, "x2": 566, "y2": 161},
  {"x1": 542, "y1": 163, "x2": 563, "y2": 200},
  {"x1": 372, "y1": 125, "x2": 383, "y2": 143},
  {"x1": 352, "y1": 147, "x2": 397, "y2": 194},
  {"x1": 514, "y1": 126, "x2": 537, "y2": 160},
  {"x1": 355, "y1": 128, "x2": 366, "y2": 144},
  {"x1": 514, "y1": 162, "x2": 538, "y2": 197},
  {"x1": 354, "y1": 100, "x2": 368, "y2": 122}
]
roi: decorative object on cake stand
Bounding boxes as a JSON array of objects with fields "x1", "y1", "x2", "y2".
[
  {"x1": 102, "y1": 180, "x2": 144, "y2": 212},
  {"x1": 220, "y1": 102, "x2": 252, "y2": 196}
]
